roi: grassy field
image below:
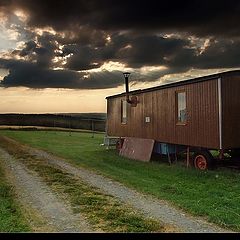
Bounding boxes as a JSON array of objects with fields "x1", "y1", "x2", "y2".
[
  {"x1": 0, "y1": 159, "x2": 30, "y2": 232},
  {"x1": 1, "y1": 130, "x2": 240, "y2": 231}
]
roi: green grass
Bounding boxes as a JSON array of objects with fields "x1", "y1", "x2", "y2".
[
  {"x1": 1, "y1": 130, "x2": 240, "y2": 231},
  {"x1": 0, "y1": 159, "x2": 30, "y2": 232},
  {"x1": 0, "y1": 136, "x2": 164, "y2": 232}
]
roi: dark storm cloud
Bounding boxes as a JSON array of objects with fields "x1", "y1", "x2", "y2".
[
  {"x1": 58, "y1": 26, "x2": 109, "y2": 47},
  {"x1": 1, "y1": 0, "x2": 240, "y2": 90},
  {"x1": 168, "y1": 39, "x2": 240, "y2": 70},
  {"x1": 0, "y1": 57, "x2": 189, "y2": 89},
  {"x1": 62, "y1": 45, "x2": 102, "y2": 71},
  {"x1": 0, "y1": 59, "x2": 78, "y2": 88},
  {"x1": 0, "y1": 59, "x2": 125, "y2": 89},
  {"x1": 35, "y1": 33, "x2": 59, "y2": 67},
  {"x1": 196, "y1": 40, "x2": 240, "y2": 69},
  {"x1": 4, "y1": 0, "x2": 239, "y2": 38},
  {"x1": 62, "y1": 33, "x2": 191, "y2": 71},
  {"x1": 12, "y1": 32, "x2": 59, "y2": 68},
  {"x1": 19, "y1": 40, "x2": 36, "y2": 56},
  {"x1": 116, "y1": 34, "x2": 192, "y2": 68},
  {"x1": 3, "y1": 31, "x2": 240, "y2": 89}
]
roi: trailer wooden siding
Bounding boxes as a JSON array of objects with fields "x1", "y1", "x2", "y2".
[
  {"x1": 107, "y1": 78, "x2": 220, "y2": 149},
  {"x1": 222, "y1": 75, "x2": 240, "y2": 149}
]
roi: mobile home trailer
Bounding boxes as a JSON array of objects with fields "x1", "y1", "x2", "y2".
[{"x1": 106, "y1": 70, "x2": 240, "y2": 170}]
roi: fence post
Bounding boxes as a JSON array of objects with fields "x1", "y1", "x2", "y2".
[
  {"x1": 53, "y1": 118, "x2": 56, "y2": 134},
  {"x1": 91, "y1": 120, "x2": 94, "y2": 138},
  {"x1": 69, "y1": 117, "x2": 71, "y2": 136}
]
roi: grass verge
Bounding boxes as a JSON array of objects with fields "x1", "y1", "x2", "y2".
[
  {"x1": 0, "y1": 158, "x2": 30, "y2": 232},
  {"x1": 1, "y1": 130, "x2": 240, "y2": 231},
  {"x1": 0, "y1": 135, "x2": 165, "y2": 232}
]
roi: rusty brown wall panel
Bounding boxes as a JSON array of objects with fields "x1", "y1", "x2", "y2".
[
  {"x1": 152, "y1": 91, "x2": 158, "y2": 140},
  {"x1": 222, "y1": 76, "x2": 240, "y2": 149},
  {"x1": 107, "y1": 79, "x2": 219, "y2": 149},
  {"x1": 128, "y1": 94, "x2": 143, "y2": 138},
  {"x1": 143, "y1": 92, "x2": 153, "y2": 139}
]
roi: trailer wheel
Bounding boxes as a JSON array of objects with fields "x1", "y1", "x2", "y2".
[{"x1": 193, "y1": 151, "x2": 214, "y2": 170}]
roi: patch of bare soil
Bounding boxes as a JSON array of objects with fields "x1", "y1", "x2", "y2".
[{"x1": 0, "y1": 147, "x2": 92, "y2": 233}]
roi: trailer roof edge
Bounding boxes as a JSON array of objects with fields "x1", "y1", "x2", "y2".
[{"x1": 106, "y1": 69, "x2": 240, "y2": 99}]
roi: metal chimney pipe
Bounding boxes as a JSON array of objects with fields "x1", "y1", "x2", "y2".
[{"x1": 123, "y1": 72, "x2": 131, "y2": 103}]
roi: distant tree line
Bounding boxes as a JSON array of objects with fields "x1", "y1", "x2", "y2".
[{"x1": 0, "y1": 114, "x2": 106, "y2": 132}]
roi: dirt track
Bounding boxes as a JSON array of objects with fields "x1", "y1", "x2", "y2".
[{"x1": 0, "y1": 147, "x2": 92, "y2": 232}]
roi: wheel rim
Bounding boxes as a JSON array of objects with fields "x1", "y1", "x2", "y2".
[{"x1": 195, "y1": 155, "x2": 208, "y2": 170}]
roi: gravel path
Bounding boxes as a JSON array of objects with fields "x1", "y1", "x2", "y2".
[
  {"x1": 27, "y1": 147, "x2": 232, "y2": 233},
  {"x1": 0, "y1": 147, "x2": 92, "y2": 233}
]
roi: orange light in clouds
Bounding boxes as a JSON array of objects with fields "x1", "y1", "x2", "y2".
[{"x1": 13, "y1": 9, "x2": 29, "y2": 22}]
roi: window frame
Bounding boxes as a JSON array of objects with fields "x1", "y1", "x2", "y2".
[
  {"x1": 121, "y1": 99, "x2": 128, "y2": 124},
  {"x1": 175, "y1": 90, "x2": 187, "y2": 125}
]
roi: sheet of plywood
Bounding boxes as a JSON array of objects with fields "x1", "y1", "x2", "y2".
[{"x1": 119, "y1": 137, "x2": 155, "y2": 162}]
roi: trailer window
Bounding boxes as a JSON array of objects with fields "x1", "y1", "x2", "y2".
[
  {"x1": 176, "y1": 91, "x2": 187, "y2": 123},
  {"x1": 121, "y1": 100, "x2": 127, "y2": 124}
]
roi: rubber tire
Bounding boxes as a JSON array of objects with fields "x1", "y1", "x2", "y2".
[{"x1": 192, "y1": 150, "x2": 215, "y2": 170}]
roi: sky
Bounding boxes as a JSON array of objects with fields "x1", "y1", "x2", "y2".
[{"x1": 0, "y1": 0, "x2": 240, "y2": 113}]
